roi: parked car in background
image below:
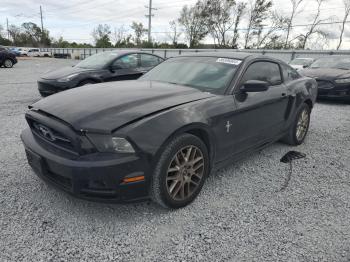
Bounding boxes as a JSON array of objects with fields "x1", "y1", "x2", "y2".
[
  {"x1": 289, "y1": 58, "x2": 315, "y2": 70},
  {"x1": 19, "y1": 48, "x2": 29, "y2": 56},
  {"x1": 27, "y1": 48, "x2": 51, "y2": 57},
  {"x1": 300, "y1": 56, "x2": 350, "y2": 100},
  {"x1": 0, "y1": 46, "x2": 18, "y2": 68},
  {"x1": 22, "y1": 52, "x2": 317, "y2": 208},
  {"x1": 37, "y1": 50, "x2": 164, "y2": 96},
  {"x1": 8, "y1": 47, "x2": 21, "y2": 56}
]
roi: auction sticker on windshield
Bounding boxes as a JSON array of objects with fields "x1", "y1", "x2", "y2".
[{"x1": 216, "y1": 58, "x2": 242, "y2": 65}]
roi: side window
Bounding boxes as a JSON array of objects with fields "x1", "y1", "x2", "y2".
[
  {"x1": 281, "y1": 64, "x2": 300, "y2": 82},
  {"x1": 241, "y1": 61, "x2": 282, "y2": 86},
  {"x1": 140, "y1": 54, "x2": 162, "y2": 68},
  {"x1": 112, "y1": 54, "x2": 138, "y2": 69}
]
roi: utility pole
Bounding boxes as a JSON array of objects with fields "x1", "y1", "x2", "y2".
[
  {"x1": 145, "y1": 0, "x2": 156, "y2": 43},
  {"x1": 6, "y1": 18, "x2": 9, "y2": 40},
  {"x1": 40, "y1": 5, "x2": 44, "y2": 43}
]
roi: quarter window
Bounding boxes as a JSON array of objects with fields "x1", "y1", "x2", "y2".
[
  {"x1": 241, "y1": 61, "x2": 282, "y2": 86},
  {"x1": 281, "y1": 64, "x2": 300, "y2": 82}
]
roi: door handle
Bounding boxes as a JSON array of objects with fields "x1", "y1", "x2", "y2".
[{"x1": 281, "y1": 93, "x2": 286, "y2": 97}]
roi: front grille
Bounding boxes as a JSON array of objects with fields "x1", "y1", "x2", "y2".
[
  {"x1": 28, "y1": 119, "x2": 75, "y2": 152},
  {"x1": 316, "y1": 80, "x2": 334, "y2": 89}
]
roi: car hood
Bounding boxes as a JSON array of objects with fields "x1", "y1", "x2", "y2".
[
  {"x1": 41, "y1": 66, "x2": 98, "y2": 80},
  {"x1": 300, "y1": 68, "x2": 350, "y2": 80},
  {"x1": 30, "y1": 81, "x2": 215, "y2": 133}
]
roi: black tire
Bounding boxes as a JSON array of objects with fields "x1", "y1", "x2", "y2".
[
  {"x1": 150, "y1": 133, "x2": 210, "y2": 209},
  {"x1": 3, "y1": 59, "x2": 13, "y2": 68},
  {"x1": 282, "y1": 103, "x2": 311, "y2": 146},
  {"x1": 77, "y1": 79, "x2": 97, "y2": 87}
]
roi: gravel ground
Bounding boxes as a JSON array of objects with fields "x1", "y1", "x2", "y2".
[{"x1": 1, "y1": 58, "x2": 350, "y2": 262}]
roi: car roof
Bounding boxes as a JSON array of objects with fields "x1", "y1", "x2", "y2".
[
  {"x1": 104, "y1": 50, "x2": 162, "y2": 57},
  {"x1": 175, "y1": 51, "x2": 259, "y2": 60}
]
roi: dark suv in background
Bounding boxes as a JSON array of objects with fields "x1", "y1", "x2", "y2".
[{"x1": 0, "y1": 46, "x2": 18, "y2": 68}]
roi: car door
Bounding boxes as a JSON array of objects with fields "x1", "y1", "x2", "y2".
[
  {"x1": 228, "y1": 60, "x2": 290, "y2": 154},
  {"x1": 140, "y1": 54, "x2": 164, "y2": 73},
  {"x1": 104, "y1": 53, "x2": 143, "y2": 82}
]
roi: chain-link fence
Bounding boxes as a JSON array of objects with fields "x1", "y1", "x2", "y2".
[{"x1": 39, "y1": 47, "x2": 350, "y2": 62}]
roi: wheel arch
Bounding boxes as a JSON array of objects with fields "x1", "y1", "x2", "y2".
[
  {"x1": 153, "y1": 123, "x2": 216, "y2": 172},
  {"x1": 304, "y1": 98, "x2": 313, "y2": 109}
]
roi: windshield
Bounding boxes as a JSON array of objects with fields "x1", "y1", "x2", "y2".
[
  {"x1": 310, "y1": 56, "x2": 350, "y2": 69},
  {"x1": 290, "y1": 58, "x2": 312, "y2": 66},
  {"x1": 140, "y1": 56, "x2": 241, "y2": 94},
  {"x1": 76, "y1": 52, "x2": 119, "y2": 69}
]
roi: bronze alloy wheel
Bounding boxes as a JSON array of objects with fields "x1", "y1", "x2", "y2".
[
  {"x1": 296, "y1": 108, "x2": 310, "y2": 142},
  {"x1": 166, "y1": 145, "x2": 204, "y2": 201}
]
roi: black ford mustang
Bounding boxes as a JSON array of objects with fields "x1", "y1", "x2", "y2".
[
  {"x1": 38, "y1": 51, "x2": 164, "y2": 97},
  {"x1": 21, "y1": 52, "x2": 317, "y2": 208},
  {"x1": 300, "y1": 55, "x2": 350, "y2": 100}
]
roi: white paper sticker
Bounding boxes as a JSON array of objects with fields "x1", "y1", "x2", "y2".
[{"x1": 216, "y1": 58, "x2": 242, "y2": 65}]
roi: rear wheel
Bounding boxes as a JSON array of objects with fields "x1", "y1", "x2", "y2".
[
  {"x1": 282, "y1": 103, "x2": 311, "y2": 145},
  {"x1": 150, "y1": 134, "x2": 209, "y2": 209},
  {"x1": 4, "y1": 59, "x2": 13, "y2": 68}
]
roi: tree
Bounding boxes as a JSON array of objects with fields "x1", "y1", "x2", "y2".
[
  {"x1": 243, "y1": 0, "x2": 273, "y2": 49},
  {"x1": 298, "y1": 0, "x2": 328, "y2": 49},
  {"x1": 337, "y1": 0, "x2": 350, "y2": 50},
  {"x1": 178, "y1": 1, "x2": 208, "y2": 48},
  {"x1": 230, "y1": 2, "x2": 246, "y2": 48},
  {"x1": 201, "y1": 0, "x2": 246, "y2": 47},
  {"x1": 92, "y1": 24, "x2": 112, "y2": 48},
  {"x1": 7, "y1": 25, "x2": 21, "y2": 45},
  {"x1": 131, "y1": 22, "x2": 147, "y2": 46},
  {"x1": 167, "y1": 20, "x2": 182, "y2": 46},
  {"x1": 285, "y1": 0, "x2": 304, "y2": 48},
  {"x1": 113, "y1": 25, "x2": 127, "y2": 46},
  {"x1": 256, "y1": 11, "x2": 289, "y2": 48},
  {"x1": 0, "y1": 25, "x2": 11, "y2": 46}
]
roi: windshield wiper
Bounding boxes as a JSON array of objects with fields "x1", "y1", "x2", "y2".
[{"x1": 336, "y1": 67, "x2": 350, "y2": 70}]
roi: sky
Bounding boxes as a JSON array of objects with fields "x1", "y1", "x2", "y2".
[{"x1": 0, "y1": 0, "x2": 349, "y2": 49}]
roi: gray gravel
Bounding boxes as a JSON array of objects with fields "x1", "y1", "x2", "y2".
[{"x1": 1, "y1": 58, "x2": 350, "y2": 262}]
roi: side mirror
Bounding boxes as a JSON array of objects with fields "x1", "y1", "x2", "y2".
[
  {"x1": 240, "y1": 80, "x2": 269, "y2": 93},
  {"x1": 303, "y1": 65, "x2": 308, "y2": 68}
]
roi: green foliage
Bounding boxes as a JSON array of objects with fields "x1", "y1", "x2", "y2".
[
  {"x1": 91, "y1": 24, "x2": 112, "y2": 48},
  {"x1": 130, "y1": 22, "x2": 148, "y2": 46},
  {"x1": 178, "y1": 1, "x2": 208, "y2": 47}
]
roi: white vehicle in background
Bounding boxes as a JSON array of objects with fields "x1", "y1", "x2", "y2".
[
  {"x1": 289, "y1": 58, "x2": 315, "y2": 70},
  {"x1": 18, "y1": 48, "x2": 29, "y2": 56},
  {"x1": 27, "y1": 48, "x2": 51, "y2": 57}
]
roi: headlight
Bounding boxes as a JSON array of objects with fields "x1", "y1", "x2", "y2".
[
  {"x1": 335, "y1": 78, "x2": 350, "y2": 84},
  {"x1": 57, "y1": 73, "x2": 79, "y2": 82},
  {"x1": 87, "y1": 134, "x2": 135, "y2": 153}
]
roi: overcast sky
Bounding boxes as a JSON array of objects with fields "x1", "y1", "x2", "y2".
[{"x1": 1, "y1": 0, "x2": 349, "y2": 49}]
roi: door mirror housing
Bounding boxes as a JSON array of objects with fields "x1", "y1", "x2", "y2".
[{"x1": 240, "y1": 80, "x2": 269, "y2": 93}]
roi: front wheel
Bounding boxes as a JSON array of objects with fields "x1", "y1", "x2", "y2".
[
  {"x1": 3, "y1": 59, "x2": 13, "y2": 68},
  {"x1": 282, "y1": 103, "x2": 311, "y2": 145},
  {"x1": 150, "y1": 134, "x2": 210, "y2": 209}
]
